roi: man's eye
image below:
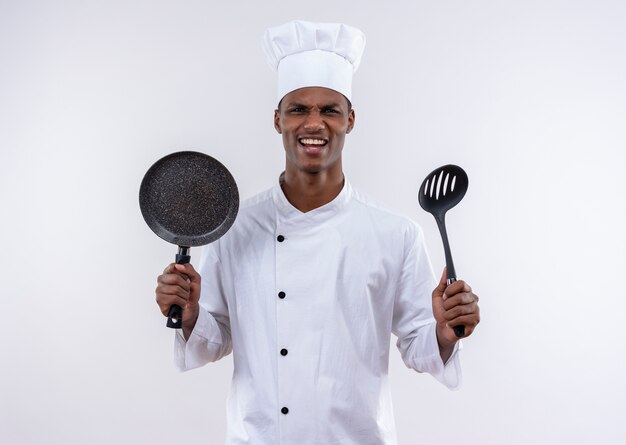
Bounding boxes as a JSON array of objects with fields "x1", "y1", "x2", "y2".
[
  {"x1": 322, "y1": 108, "x2": 340, "y2": 114},
  {"x1": 289, "y1": 107, "x2": 305, "y2": 113}
]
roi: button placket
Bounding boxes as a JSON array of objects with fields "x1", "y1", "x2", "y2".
[{"x1": 275, "y1": 226, "x2": 292, "y2": 432}]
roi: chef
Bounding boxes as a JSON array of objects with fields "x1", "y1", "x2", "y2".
[{"x1": 155, "y1": 20, "x2": 480, "y2": 445}]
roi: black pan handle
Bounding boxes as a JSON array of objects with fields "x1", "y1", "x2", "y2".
[{"x1": 167, "y1": 246, "x2": 191, "y2": 329}]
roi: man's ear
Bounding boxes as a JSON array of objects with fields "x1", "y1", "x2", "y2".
[
  {"x1": 346, "y1": 109, "x2": 355, "y2": 134},
  {"x1": 274, "y1": 109, "x2": 281, "y2": 134}
]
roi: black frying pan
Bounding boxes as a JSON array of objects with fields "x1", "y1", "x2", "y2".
[{"x1": 139, "y1": 151, "x2": 239, "y2": 328}]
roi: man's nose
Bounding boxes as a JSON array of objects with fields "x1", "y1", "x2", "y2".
[{"x1": 303, "y1": 112, "x2": 325, "y2": 132}]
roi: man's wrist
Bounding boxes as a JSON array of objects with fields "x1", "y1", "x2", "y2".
[
  {"x1": 182, "y1": 304, "x2": 200, "y2": 340},
  {"x1": 436, "y1": 324, "x2": 457, "y2": 363}
]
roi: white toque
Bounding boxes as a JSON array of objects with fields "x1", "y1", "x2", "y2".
[{"x1": 262, "y1": 20, "x2": 366, "y2": 104}]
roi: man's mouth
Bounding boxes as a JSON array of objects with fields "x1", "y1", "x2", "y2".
[{"x1": 299, "y1": 138, "x2": 328, "y2": 147}]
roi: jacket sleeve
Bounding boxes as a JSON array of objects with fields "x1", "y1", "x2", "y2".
[
  {"x1": 174, "y1": 244, "x2": 232, "y2": 371},
  {"x1": 392, "y1": 222, "x2": 462, "y2": 390}
]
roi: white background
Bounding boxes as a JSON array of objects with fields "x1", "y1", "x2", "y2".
[{"x1": 1, "y1": 1, "x2": 625, "y2": 444}]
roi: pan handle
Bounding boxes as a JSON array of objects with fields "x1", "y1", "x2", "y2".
[{"x1": 167, "y1": 246, "x2": 191, "y2": 329}]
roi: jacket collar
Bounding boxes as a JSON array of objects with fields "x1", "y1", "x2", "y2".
[{"x1": 271, "y1": 173, "x2": 353, "y2": 225}]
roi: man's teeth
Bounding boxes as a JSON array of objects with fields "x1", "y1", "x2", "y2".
[{"x1": 300, "y1": 138, "x2": 326, "y2": 146}]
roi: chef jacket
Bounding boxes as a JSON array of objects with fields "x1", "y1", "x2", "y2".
[{"x1": 174, "y1": 179, "x2": 462, "y2": 445}]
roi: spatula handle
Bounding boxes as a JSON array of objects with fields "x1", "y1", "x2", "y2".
[
  {"x1": 167, "y1": 246, "x2": 191, "y2": 329},
  {"x1": 437, "y1": 216, "x2": 465, "y2": 338},
  {"x1": 446, "y1": 277, "x2": 465, "y2": 338}
]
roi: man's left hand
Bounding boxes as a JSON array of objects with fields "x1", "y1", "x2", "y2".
[{"x1": 432, "y1": 268, "x2": 480, "y2": 355}]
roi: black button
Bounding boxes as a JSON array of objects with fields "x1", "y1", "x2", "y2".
[
  {"x1": 281, "y1": 407, "x2": 289, "y2": 415},
  {"x1": 277, "y1": 235, "x2": 285, "y2": 242},
  {"x1": 280, "y1": 348, "x2": 288, "y2": 356},
  {"x1": 278, "y1": 291, "x2": 286, "y2": 299}
]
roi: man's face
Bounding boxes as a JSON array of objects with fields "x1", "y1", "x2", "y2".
[{"x1": 274, "y1": 87, "x2": 355, "y2": 176}]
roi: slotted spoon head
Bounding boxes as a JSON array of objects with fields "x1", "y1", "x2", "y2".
[{"x1": 418, "y1": 164, "x2": 468, "y2": 217}]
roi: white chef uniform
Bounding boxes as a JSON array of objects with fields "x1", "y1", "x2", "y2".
[{"x1": 174, "y1": 179, "x2": 462, "y2": 445}]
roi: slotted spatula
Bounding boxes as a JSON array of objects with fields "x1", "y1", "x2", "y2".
[{"x1": 418, "y1": 164, "x2": 469, "y2": 338}]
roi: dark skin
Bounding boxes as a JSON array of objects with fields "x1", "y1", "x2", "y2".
[
  {"x1": 155, "y1": 86, "x2": 480, "y2": 361},
  {"x1": 274, "y1": 87, "x2": 355, "y2": 212},
  {"x1": 433, "y1": 269, "x2": 480, "y2": 361}
]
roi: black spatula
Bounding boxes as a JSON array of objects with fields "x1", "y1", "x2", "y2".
[{"x1": 418, "y1": 164, "x2": 469, "y2": 338}]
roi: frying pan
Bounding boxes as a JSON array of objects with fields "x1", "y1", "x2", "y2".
[{"x1": 139, "y1": 151, "x2": 239, "y2": 328}]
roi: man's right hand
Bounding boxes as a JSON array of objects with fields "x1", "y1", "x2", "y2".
[{"x1": 156, "y1": 263, "x2": 202, "y2": 339}]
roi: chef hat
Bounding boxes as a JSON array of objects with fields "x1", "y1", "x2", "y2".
[{"x1": 262, "y1": 20, "x2": 366, "y2": 104}]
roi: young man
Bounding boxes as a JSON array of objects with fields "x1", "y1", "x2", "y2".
[{"x1": 155, "y1": 20, "x2": 480, "y2": 445}]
